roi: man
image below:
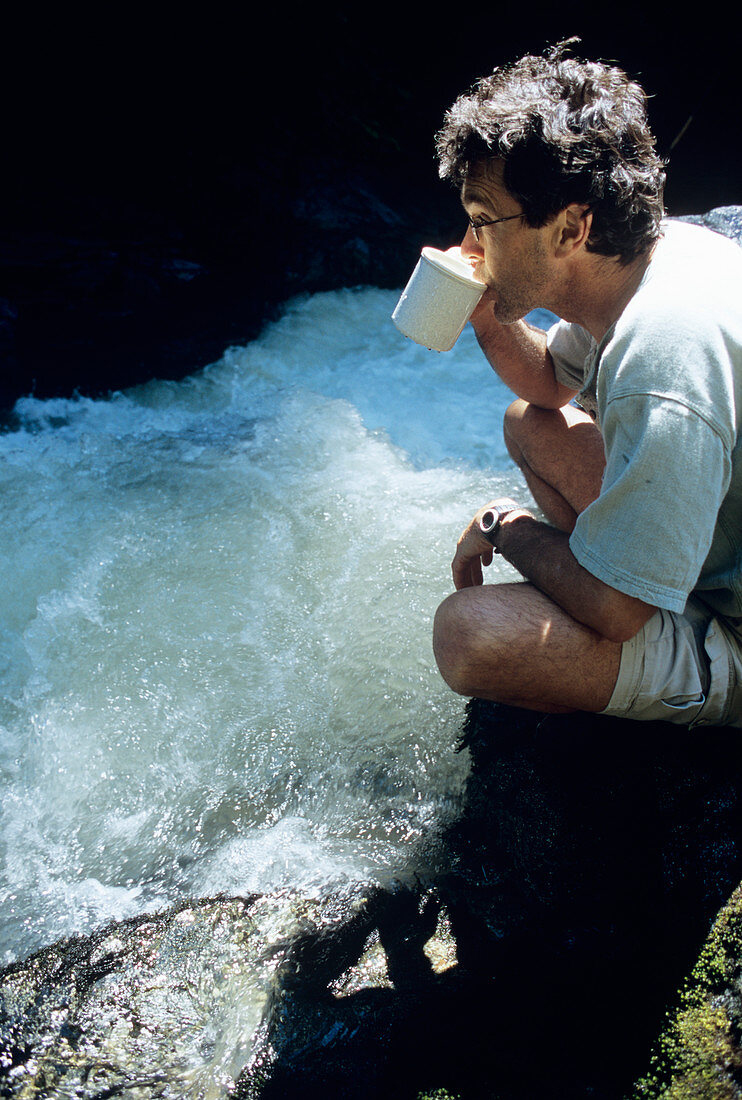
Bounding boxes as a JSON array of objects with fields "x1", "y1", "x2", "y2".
[{"x1": 431, "y1": 42, "x2": 742, "y2": 726}]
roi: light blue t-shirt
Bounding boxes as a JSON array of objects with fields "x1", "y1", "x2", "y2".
[{"x1": 547, "y1": 219, "x2": 742, "y2": 623}]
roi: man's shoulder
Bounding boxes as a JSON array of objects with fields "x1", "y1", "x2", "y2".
[
  {"x1": 598, "y1": 222, "x2": 742, "y2": 437},
  {"x1": 652, "y1": 218, "x2": 742, "y2": 288},
  {"x1": 620, "y1": 219, "x2": 742, "y2": 338}
]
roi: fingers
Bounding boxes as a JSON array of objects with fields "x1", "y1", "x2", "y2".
[
  {"x1": 452, "y1": 558, "x2": 481, "y2": 590},
  {"x1": 452, "y1": 553, "x2": 481, "y2": 591},
  {"x1": 451, "y1": 497, "x2": 529, "y2": 590},
  {"x1": 451, "y1": 520, "x2": 495, "y2": 590}
]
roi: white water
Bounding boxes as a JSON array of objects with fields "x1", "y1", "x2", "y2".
[{"x1": 0, "y1": 287, "x2": 552, "y2": 965}]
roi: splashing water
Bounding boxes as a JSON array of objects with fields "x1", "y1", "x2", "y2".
[{"x1": 0, "y1": 288, "x2": 550, "y2": 964}]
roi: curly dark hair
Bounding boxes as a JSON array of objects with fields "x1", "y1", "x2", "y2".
[{"x1": 435, "y1": 40, "x2": 666, "y2": 263}]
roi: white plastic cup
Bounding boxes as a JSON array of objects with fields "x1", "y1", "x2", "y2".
[{"x1": 391, "y1": 246, "x2": 486, "y2": 352}]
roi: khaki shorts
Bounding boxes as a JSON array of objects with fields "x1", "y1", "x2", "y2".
[{"x1": 600, "y1": 598, "x2": 742, "y2": 727}]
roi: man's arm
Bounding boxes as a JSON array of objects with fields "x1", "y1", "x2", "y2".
[
  {"x1": 470, "y1": 296, "x2": 578, "y2": 410},
  {"x1": 452, "y1": 504, "x2": 655, "y2": 643}
]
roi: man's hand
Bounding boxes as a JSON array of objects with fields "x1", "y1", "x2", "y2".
[
  {"x1": 452, "y1": 502, "x2": 656, "y2": 643},
  {"x1": 452, "y1": 499, "x2": 533, "y2": 590}
]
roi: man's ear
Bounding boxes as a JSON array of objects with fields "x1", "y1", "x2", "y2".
[{"x1": 553, "y1": 204, "x2": 592, "y2": 257}]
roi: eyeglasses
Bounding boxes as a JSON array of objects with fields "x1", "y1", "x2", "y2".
[{"x1": 468, "y1": 212, "x2": 525, "y2": 241}]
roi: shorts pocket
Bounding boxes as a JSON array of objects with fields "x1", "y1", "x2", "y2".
[{"x1": 629, "y1": 691, "x2": 706, "y2": 725}]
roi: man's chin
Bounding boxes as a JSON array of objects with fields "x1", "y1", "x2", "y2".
[{"x1": 492, "y1": 302, "x2": 529, "y2": 325}]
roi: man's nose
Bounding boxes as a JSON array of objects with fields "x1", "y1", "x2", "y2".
[{"x1": 460, "y1": 224, "x2": 484, "y2": 261}]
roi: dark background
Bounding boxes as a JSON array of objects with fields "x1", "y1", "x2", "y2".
[{"x1": 2, "y1": 8, "x2": 739, "y2": 410}]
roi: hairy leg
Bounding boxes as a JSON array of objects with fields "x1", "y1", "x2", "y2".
[
  {"x1": 503, "y1": 399, "x2": 605, "y2": 532},
  {"x1": 433, "y1": 581, "x2": 622, "y2": 713}
]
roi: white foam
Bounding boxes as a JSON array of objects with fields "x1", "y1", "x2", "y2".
[{"x1": 0, "y1": 287, "x2": 540, "y2": 963}]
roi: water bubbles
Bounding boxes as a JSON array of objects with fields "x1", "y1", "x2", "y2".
[{"x1": 0, "y1": 286, "x2": 532, "y2": 964}]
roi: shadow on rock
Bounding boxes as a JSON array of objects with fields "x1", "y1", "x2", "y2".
[
  {"x1": 237, "y1": 703, "x2": 742, "y2": 1099},
  {"x1": 439, "y1": 702, "x2": 742, "y2": 1098},
  {"x1": 5, "y1": 702, "x2": 742, "y2": 1098}
]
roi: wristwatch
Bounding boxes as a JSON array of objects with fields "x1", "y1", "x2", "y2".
[{"x1": 478, "y1": 498, "x2": 520, "y2": 551}]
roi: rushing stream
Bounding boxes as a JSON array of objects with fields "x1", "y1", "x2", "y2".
[{"x1": 0, "y1": 286, "x2": 552, "y2": 967}]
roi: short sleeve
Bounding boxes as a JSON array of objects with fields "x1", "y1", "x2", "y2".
[
  {"x1": 569, "y1": 394, "x2": 731, "y2": 612},
  {"x1": 546, "y1": 321, "x2": 595, "y2": 392}
]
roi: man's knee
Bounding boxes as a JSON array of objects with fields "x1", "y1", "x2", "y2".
[
  {"x1": 433, "y1": 591, "x2": 499, "y2": 698},
  {"x1": 433, "y1": 595, "x2": 470, "y2": 696},
  {"x1": 503, "y1": 398, "x2": 564, "y2": 472},
  {"x1": 502, "y1": 398, "x2": 530, "y2": 464},
  {"x1": 503, "y1": 398, "x2": 565, "y2": 463}
]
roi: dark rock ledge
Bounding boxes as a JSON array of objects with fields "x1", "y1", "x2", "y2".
[
  {"x1": 0, "y1": 156, "x2": 458, "y2": 417},
  {"x1": 5, "y1": 703, "x2": 742, "y2": 1098}
]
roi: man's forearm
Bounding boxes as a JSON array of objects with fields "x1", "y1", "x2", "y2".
[
  {"x1": 471, "y1": 309, "x2": 576, "y2": 409},
  {"x1": 496, "y1": 512, "x2": 655, "y2": 642}
]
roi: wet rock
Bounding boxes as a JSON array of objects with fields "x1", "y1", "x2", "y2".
[
  {"x1": 0, "y1": 895, "x2": 267, "y2": 1096},
  {"x1": 0, "y1": 887, "x2": 459, "y2": 1099},
  {"x1": 235, "y1": 703, "x2": 742, "y2": 1099},
  {"x1": 236, "y1": 886, "x2": 462, "y2": 1100},
  {"x1": 7, "y1": 702, "x2": 742, "y2": 1098}
]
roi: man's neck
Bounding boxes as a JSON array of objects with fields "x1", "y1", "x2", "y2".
[{"x1": 552, "y1": 246, "x2": 656, "y2": 343}]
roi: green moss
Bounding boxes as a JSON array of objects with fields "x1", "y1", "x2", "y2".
[{"x1": 632, "y1": 881, "x2": 742, "y2": 1099}]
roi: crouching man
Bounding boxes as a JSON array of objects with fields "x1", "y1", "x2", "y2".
[{"x1": 432, "y1": 42, "x2": 742, "y2": 726}]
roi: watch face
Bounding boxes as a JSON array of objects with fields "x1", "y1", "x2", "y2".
[
  {"x1": 479, "y1": 508, "x2": 504, "y2": 546},
  {"x1": 480, "y1": 508, "x2": 499, "y2": 536},
  {"x1": 479, "y1": 499, "x2": 519, "y2": 546}
]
